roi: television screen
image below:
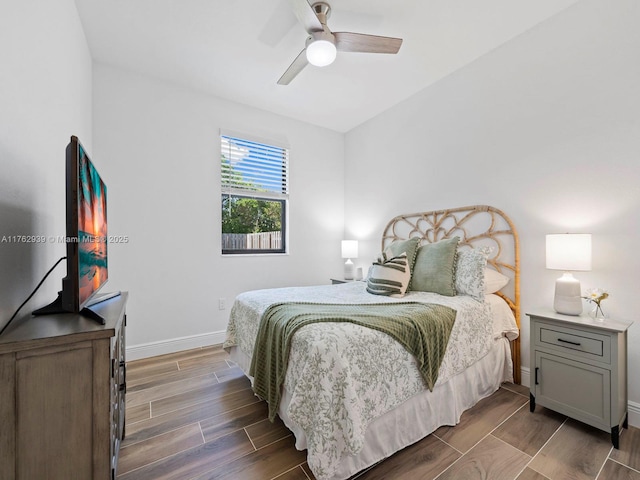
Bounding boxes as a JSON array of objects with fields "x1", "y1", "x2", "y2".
[{"x1": 76, "y1": 142, "x2": 108, "y2": 307}]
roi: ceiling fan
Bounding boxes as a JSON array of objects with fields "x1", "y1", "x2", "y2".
[{"x1": 277, "y1": 0, "x2": 403, "y2": 85}]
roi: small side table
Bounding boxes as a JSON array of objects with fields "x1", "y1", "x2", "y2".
[{"x1": 528, "y1": 309, "x2": 632, "y2": 448}]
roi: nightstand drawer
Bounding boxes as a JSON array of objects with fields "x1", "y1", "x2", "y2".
[
  {"x1": 534, "y1": 321, "x2": 611, "y2": 364},
  {"x1": 539, "y1": 327, "x2": 603, "y2": 356}
]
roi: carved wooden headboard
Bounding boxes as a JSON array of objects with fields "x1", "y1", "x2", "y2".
[{"x1": 381, "y1": 205, "x2": 521, "y2": 384}]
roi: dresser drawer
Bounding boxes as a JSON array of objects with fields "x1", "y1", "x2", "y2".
[{"x1": 534, "y1": 321, "x2": 611, "y2": 364}]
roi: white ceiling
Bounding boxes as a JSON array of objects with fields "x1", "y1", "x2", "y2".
[{"x1": 75, "y1": 0, "x2": 579, "y2": 133}]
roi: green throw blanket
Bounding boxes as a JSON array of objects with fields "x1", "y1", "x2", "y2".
[{"x1": 249, "y1": 302, "x2": 457, "y2": 421}]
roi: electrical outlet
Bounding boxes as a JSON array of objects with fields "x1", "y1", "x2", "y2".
[{"x1": 218, "y1": 298, "x2": 226, "y2": 310}]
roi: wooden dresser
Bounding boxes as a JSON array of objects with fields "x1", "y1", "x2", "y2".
[{"x1": 0, "y1": 292, "x2": 128, "y2": 480}]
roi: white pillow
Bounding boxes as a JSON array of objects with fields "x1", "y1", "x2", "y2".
[
  {"x1": 484, "y1": 268, "x2": 510, "y2": 293},
  {"x1": 366, "y1": 250, "x2": 411, "y2": 297}
]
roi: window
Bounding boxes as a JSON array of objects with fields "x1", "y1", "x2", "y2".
[{"x1": 221, "y1": 133, "x2": 289, "y2": 254}]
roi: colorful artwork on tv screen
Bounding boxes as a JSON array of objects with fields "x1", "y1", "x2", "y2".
[{"x1": 78, "y1": 145, "x2": 108, "y2": 305}]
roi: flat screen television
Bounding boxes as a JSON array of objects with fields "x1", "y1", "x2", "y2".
[{"x1": 33, "y1": 136, "x2": 111, "y2": 323}]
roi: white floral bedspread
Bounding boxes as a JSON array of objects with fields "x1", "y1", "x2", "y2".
[{"x1": 223, "y1": 282, "x2": 515, "y2": 480}]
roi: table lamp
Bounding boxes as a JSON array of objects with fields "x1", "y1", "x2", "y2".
[
  {"x1": 341, "y1": 240, "x2": 358, "y2": 280},
  {"x1": 546, "y1": 233, "x2": 592, "y2": 315}
]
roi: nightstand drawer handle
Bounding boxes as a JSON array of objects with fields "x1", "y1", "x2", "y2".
[{"x1": 557, "y1": 338, "x2": 581, "y2": 346}]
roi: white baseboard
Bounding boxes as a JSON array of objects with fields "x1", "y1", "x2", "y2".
[
  {"x1": 519, "y1": 366, "x2": 639, "y2": 428},
  {"x1": 126, "y1": 330, "x2": 227, "y2": 361},
  {"x1": 628, "y1": 401, "x2": 640, "y2": 428},
  {"x1": 520, "y1": 366, "x2": 531, "y2": 389}
]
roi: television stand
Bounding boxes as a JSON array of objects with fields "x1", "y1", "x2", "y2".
[
  {"x1": 79, "y1": 306, "x2": 106, "y2": 325},
  {"x1": 0, "y1": 292, "x2": 128, "y2": 479},
  {"x1": 32, "y1": 291, "x2": 105, "y2": 325},
  {"x1": 86, "y1": 291, "x2": 122, "y2": 307}
]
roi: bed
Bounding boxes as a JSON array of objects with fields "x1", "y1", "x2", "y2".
[{"x1": 223, "y1": 205, "x2": 520, "y2": 480}]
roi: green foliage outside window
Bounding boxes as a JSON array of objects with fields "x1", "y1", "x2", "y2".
[{"x1": 221, "y1": 156, "x2": 283, "y2": 235}]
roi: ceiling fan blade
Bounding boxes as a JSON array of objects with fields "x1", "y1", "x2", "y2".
[
  {"x1": 334, "y1": 32, "x2": 403, "y2": 54},
  {"x1": 277, "y1": 49, "x2": 309, "y2": 85},
  {"x1": 290, "y1": 0, "x2": 323, "y2": 33}
]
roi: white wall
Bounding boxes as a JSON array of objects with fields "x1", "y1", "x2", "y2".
[
  {"x1": 0, "y1": 0, "x2": 92, "y2": 331},
  {"x1": 345, "y1": 0, "x2": 640, "y2": 418},
  {"x1": 92, "y1": 64, "x2": 345, "y2": 353}
]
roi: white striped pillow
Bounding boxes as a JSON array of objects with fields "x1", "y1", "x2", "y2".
[{"x1": 366, "y1": 250, "x2": 411, "y2": 297}]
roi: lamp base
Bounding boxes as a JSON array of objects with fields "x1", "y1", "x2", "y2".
[
  {"x1": 553, "y1": 272, "x2": 583, "y2": 315},
  {"x1": 344, "y1": 259, "x2": 354, "y2": 280}
]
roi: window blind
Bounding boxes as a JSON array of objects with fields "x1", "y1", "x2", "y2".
[{"x1": 221, "y1": 135, "x2": 289, "y2": 196}]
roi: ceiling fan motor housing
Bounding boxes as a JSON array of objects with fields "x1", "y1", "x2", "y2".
[{"x1": 311, "y1": 2, "x2": 332, "y2": 25}]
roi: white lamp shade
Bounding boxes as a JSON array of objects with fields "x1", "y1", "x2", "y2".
[
  {"x1": 546, "y1": 234, "x2": 592, "y2": 271},
  {"x1": 341, "y1": 240, "x2": 358, "y2": 259},
  {"x1": 306, "y1": 40, "x2": 337, "y2": 67}
]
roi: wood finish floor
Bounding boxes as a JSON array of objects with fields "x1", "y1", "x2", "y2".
[{"x1": 118, "y1": 345, "x2": 640, "y2": 480}]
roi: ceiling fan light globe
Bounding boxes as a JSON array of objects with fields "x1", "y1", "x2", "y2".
[{"x1": 306, "y1": 40, "x2": 337, "y2": 67}]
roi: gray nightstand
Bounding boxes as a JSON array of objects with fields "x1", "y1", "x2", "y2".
[{"x1": 527, "y1": 309, "x2": 632, "y2": 448}]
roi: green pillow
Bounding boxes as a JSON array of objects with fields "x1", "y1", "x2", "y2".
[
  {"x1": 410, "y1": 237, "x2": 460, "y2": 296},
  {"x1": 386, "y1": 237, "x2": 420, "y2": 269}
]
